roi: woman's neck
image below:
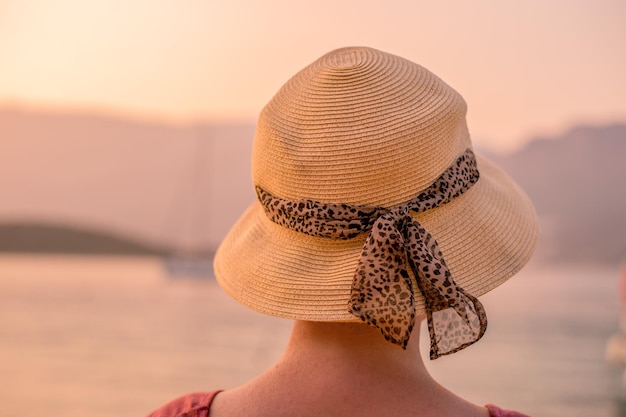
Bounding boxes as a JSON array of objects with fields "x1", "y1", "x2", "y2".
[
  {"x1": 280, "y1": 320, "x2": 430, "y2": 384},
  {"x1": 211, "y1": 320, "x2": 489, "y2": 417}
]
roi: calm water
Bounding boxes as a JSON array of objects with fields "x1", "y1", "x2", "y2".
[{"x1": 0, "y1": 254, "x2": 623, "y2": 417}]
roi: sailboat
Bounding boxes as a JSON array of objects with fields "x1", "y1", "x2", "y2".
[
  {"x1": 162, "y1": 127, "x2": 215, "y2": 278},
  {"x1": 163, "y1": 252, "x2": 213, "y2": 277}
]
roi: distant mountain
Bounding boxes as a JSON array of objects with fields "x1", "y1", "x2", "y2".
[
  {"x1": 1, "y1": 107, "x2": 624, "y2": 263},
  {"x1": 494, "y1": 124, "x2": 626, "y2": 264},
  {"x1": 0, "y1": 222, "x2": 168, "y2": 255},
  {"x1": 0, "y1": 107, "x2": 256, "y2": 251}
]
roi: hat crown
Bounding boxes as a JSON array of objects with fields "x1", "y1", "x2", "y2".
[
  {"x1": 252, "y1": 47, "x2": 472, "y2": 206},
  {"x1": 327, "y1": 48, "x2": 365, "y2": 68}
]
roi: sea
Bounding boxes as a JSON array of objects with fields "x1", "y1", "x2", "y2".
[{"x1": 0, "y1": 254, "x2": 624, "y2": 417}]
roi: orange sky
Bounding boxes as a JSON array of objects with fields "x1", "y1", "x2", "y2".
[{"x1": 1, "y1": 0, "x2": 625, "y2": 152}]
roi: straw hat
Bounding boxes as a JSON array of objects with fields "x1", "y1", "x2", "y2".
[{"x1": 214, "y1": 46, "x2": 539, "y2": 323}]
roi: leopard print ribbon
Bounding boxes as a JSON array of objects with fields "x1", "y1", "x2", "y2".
[{"x1": 256, "y1": 148, "x2": 487, "y2": 359}]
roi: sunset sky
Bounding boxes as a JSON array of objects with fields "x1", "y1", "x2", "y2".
[{"x1": 1, "y1": 0, "x2": 625, "y2": 151}]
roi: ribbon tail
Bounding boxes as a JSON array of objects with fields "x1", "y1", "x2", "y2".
[
  {"x1": 348, "y1": 215, "x2": 416, "y2": 349},
  {"x1": 423, "y1": 288, "x2": 487, "y2": 359},
  {"x1": 405, "y1": 220, "x2": 488, "y2": 359}
]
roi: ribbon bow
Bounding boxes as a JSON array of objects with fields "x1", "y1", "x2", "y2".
[{"x1": 256, "y1": 148, "x2": 487, "y2": 359}]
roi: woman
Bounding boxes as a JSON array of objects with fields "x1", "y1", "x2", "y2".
[{"x1": 148, "y1": 46, "x2": 539, "y2": 417}]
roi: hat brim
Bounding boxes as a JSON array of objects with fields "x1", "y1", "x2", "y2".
[{"x1": 214, "y1": 155, "x2": 539, "y2": 321}]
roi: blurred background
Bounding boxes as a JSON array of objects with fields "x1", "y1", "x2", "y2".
[{"x1": 1, "y1": 1, "x2": 625, "y2": 416}]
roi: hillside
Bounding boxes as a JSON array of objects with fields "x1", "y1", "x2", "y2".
[
  {"x1": 494, "y1": 124, "x2": 626, "y2": 263},
  {"x1": 0, "y1": 107, "x2": 256, "y2": 250},
  {"x1": 1, "y1": 107, "x2": 624, "y2": 263},
  {"x1": 0, "y1": 223, "x2": 168, "y2": 255}
]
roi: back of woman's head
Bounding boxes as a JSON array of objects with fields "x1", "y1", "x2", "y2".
[{"x1": 214, "y1": 46, "x2": 539, "y2": 360}]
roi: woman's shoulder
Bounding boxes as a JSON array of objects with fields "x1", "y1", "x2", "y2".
[
  {"x1": 145, "y1": 391, "x2": 531, "y2": 417},
  {"x1": 146, "y1": 391, "x2": 222, "y2": 417},
  {"x1": 485, "y1": 404, "x2": 531, "y2": 417}
]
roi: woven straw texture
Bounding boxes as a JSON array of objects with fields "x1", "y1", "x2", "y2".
[{"x1": 214, "y1": 47, "x2": 539, "y2": 322}]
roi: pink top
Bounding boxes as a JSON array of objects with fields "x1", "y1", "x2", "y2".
[
  {"x1": 147, "y1": 391, "x2": 531, "y2": 417},
  {"x1": 485, "y1": 403, "x2": 531, "y2": 417},
  {"x1": 147, "y1": 391, "x2": 220, "y2": 417}
]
